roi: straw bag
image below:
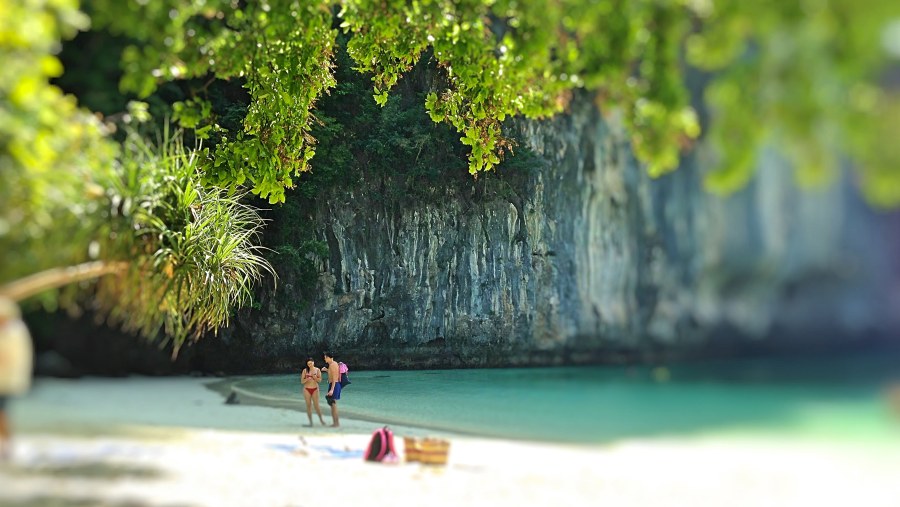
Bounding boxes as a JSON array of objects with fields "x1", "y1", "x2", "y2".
[{"x1": 403, "y1": 436, "x2": 450, "y2": 465}]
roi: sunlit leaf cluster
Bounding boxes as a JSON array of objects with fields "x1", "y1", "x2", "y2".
[
  {"x1": 690, "y1": 0, "x2": 900, "y2": 205},
  {"x1": 0, "y1": 0, "x2": 116, "y2": 280},
  {"x1": 89, "y1": 0, "x2": 337, "y2": 204}
]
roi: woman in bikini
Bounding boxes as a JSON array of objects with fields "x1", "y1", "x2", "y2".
[{"x1": 301, "y1": 357, "x2": 327, "y2": 427}]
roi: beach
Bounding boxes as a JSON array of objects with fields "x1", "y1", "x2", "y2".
[{"x1": 2, "y1": 377, "x2": 900, "y2": 507}]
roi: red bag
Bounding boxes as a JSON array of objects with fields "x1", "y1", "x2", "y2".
[{"x1": 364, "y1": 426, "x2": 396, "y2": 462}]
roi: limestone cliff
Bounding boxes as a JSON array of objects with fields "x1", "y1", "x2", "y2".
[{"x1": 207, "y1": 96, "x2": 899, "y2": 371}]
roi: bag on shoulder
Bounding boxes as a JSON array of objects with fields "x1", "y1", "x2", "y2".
[
  {"x1": 364, "y1": 426, "x2": 397, "y2": 462},
  {"x1": 338, "y1": 361, "x2": 351, "y2": 387}
]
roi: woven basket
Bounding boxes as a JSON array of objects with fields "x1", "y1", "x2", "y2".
[{"x1": 403, "y1": 437, "x2": 450, "y2": 465}]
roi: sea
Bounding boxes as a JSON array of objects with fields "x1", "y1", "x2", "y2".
[{"x1": 228, "y1": 348, "x2": 900, "y2": 445}]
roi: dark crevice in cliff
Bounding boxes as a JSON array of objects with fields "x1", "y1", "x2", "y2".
[{"x1": 323, "y1": 213, "x2": 344, "y2": 295}]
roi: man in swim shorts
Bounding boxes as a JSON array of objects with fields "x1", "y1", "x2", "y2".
[{"x1": 323, "y1": 352, "x2": 341, "y2": 427}]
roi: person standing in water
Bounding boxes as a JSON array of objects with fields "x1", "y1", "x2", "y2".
[
  {"x1": 300, "y1": 357, "x2": 326, "y2": 427},
  {"x1": 0, "y1": 297, "x2": 32, "y2": 461},
  {"x1": 323, "y1": 352, "x2": 341, "y2": 427}
]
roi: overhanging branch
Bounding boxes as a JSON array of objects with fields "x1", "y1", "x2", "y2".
[{"x1": 0, "y1": 261, "x2": 129, "y2": 302}]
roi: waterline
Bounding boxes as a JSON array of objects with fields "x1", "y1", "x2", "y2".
[{"x1": 220, "y1": 352, "x2": 900, "y2": 445}]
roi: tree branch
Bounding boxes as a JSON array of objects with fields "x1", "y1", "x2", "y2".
[{"x1": 0, "y1": 261, "x2": 129, "y2": 302}]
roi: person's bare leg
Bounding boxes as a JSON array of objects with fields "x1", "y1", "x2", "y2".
[
  {"x1": 303, "y1": 391, "x2": 314, "y2": 427},
  {"x1": 330, "y1": 402, "x2": 340, "y2": 427},
  {"x1": 313, "y1": 397, "x2": 326, "y2": 425}
]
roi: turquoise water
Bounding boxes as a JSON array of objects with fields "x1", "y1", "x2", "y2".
[{"x1": 232, "y1": 350, "x2": 900, "y2": 444}]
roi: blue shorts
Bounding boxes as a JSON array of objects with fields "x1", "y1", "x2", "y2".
[
  {"x1": 326, "y1": 382, "x2": 341, "y2": 405},
  {"x1": 331, "y1": 382, "x2": 342, "y2": 400}
]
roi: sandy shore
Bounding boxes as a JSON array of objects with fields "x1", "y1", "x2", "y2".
[{"x1": 2, "y1": 377, "x2": 900, "y2": 507}]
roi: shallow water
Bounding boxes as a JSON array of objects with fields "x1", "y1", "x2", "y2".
[{"x1": 232, "y1": 349, "x2": 900, "y2": 444}]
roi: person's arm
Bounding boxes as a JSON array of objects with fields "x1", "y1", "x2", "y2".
[
  {"x1": 314, "y1": 368, "x2": 322, "y2": 382},
  {"x1": 327, "y1": 364, "x2": 338, "y2": 395}
]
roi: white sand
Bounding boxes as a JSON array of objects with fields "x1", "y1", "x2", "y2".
[{"x1": 2, "y1": 377, "x2": 900, "y2": 507}]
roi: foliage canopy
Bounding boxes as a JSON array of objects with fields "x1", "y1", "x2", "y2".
[{"x1": 81, "y1": 0, "x2": 900, "y2": 205}]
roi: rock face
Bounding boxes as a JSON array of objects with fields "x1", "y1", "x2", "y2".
[
  {"x1": 205, "y1": 96, "x2": 899, "y2": 372},
  {"x1": 29, "y1": 95, "x2": 899, "y2": 375}
]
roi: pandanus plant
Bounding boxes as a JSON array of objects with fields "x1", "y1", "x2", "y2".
[{"x1": 0, "y1": 122, "x2": 275, "y2": 353}]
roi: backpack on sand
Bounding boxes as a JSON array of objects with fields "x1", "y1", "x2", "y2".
[
  {"x1": 364, "y1": 426, "x2": 397, "y2": 463},
  {"x1": 338, "y1": 361, "x2": 351, "y2": 387}
]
